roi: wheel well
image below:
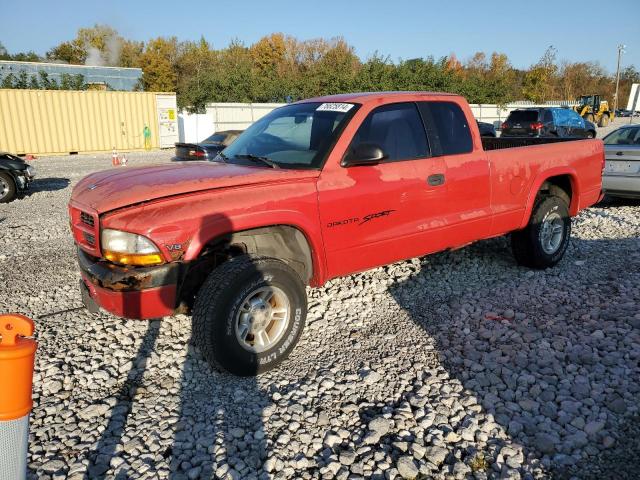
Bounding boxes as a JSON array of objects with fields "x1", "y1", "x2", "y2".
[
  {"x1": 540, "y1": 175, "x2": 573, "y2": 207},
  {"x1": 177, "y1": 225, "x2": 313, "y2": 312}
]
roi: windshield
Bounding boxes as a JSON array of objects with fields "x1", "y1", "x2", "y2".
[
  {"x1": 221, "y1": 102, "x2": 358, "y2": 169},
  {"x1": 579, "y1": 95, "x2": 594, "y2": 106},
  {"x1": 603, "y1": 127, "x2": 640, "y2": 145},
  {"x1": 203, "y1": 133, "x2": 228, "y2": 143}
]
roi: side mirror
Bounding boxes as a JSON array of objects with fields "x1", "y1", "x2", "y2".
[{"x1": 342, "y1": 142, "x2": 388, "y2": 167}]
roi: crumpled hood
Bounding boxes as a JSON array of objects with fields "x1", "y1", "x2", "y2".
[{"x1": 71, "y1": 161, "x2": 319, "y2": 213}]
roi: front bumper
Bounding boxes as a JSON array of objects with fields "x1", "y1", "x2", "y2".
[
  {"x1": 602, "y1": 174, "x2": 640, "y2": 199},
  {"x1": 77, "y1": 248, "x2": 179, "y2": 319}
]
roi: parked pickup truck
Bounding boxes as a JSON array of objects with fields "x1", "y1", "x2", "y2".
[{"x1": 69, "y1": 92, "x2": 604, "y2": 376}]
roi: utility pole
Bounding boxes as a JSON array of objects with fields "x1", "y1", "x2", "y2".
[{"x1": 613, "y1": 44, "x2": 626, "y2": 113}]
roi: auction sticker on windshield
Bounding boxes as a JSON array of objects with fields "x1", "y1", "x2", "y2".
[{"x1": 316, "y1": 103, "x2": 354, "y2": 113}]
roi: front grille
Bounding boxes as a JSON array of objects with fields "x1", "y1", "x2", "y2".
[
  {"x1": 80, "y1": 211, "x2": 95, "y2": 227},
  {"x1": 70, "y1": 206, "x2": 99, "y2": 255},
  {"x1": 83, "y1": 232, "x2": 95, "y2": 246}
]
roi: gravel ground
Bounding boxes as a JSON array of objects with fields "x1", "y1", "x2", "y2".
[{"x1": 0, "y1": 125, "x2": 639, "y2": 480}]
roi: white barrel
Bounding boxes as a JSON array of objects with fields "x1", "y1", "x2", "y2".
[{"x1": 0, "y1": 414, "x2": 29, "y2": 480}]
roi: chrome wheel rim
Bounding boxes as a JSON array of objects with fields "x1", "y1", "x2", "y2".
[
  {"x1": 0, "y1": 176, "x2": 9, "y2": 199},
  {"x1": 235, "y1": 286, "x2": 290, "y2": 353},
  {"x1": 540, "y1": 212, "x2": 564, "y2": 254}
]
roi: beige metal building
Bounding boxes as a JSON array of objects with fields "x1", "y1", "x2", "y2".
[{"x1": 0, "y1": 89, "x2": 178, "y2": 156}]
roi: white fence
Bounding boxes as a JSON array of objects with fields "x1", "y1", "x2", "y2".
[
  {"x1": 178, "y1": 103, "x2": 284, "y2": 143},
  {"x1": 178, "y1": 100, "x2": 581, "y2": 142}
]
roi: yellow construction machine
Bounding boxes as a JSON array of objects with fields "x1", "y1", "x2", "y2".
[{"x1": 574, "y1": 95, "x2": 614, "y2": 127}]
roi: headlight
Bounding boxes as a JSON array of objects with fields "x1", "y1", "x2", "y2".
[
  {"x1": 25, "y1": 165, "x2": 36, "y2": 177},
  {"x1": 101, "y1": 229, "x2": 164, "y2": 266}
]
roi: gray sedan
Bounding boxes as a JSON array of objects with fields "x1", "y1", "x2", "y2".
[{"x1": 602, "y1": 124, "x2": 640, "y2": 199}]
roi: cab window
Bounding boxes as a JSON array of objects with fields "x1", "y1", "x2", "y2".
[
  {"x1": 348, "y1": 102, "x2": 429, "y2": 162},
  {"x1": 418, "y1": 102, "x2": 473, "y2": 156}
]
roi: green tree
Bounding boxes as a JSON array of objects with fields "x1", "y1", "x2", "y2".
[
  {"x1": 303, "y1": 38, "x2": 360, "y2": 97},
  {"x1": 140, "y1": 37, "x2": 178, "y2": 92},
  {"x1": 38, "y1": 71, "x2": 58, "y2": 90},
  {"x1": 522, "y1": 46, "x2": 558, "y2": 102},
  {"x1": 356, "y1": 53, "x2": 396, "y2": 92},
  {"x1": 119, "y1": 40, "x2": 144, "y2": 68},
  {"x1": 175, "y1": 37, "x2": 216, "y2": 111},
  {"x1": 619, "y1": 65, "x2": 640, "y2": 109},
  {"x1": 28, "y1": 75, "x2": 39, "y2": 89},
  {"x1": 1, "y1": 73, "x2": 16, "y2": 88},
  {"x1": 47, "y1": 41, "x2": 86, "y2": 64},
  {"x1": 15, "y1": 71, "x2": 29, "y2": 89},
  {"x1": 60, "y1": 73, "x2": 87, "y2": 90},
  {"x1": 47, "y1": 24, "x2": 127, "y2": 66}
]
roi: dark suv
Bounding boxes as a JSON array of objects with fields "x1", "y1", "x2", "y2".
[{"x1": 501, "y1": 108, "x2": 596, "y2": 139}]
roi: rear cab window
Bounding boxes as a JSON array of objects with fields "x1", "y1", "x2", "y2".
[{"x1": 418, "y1": 101, "x2": 473, "y2": 156}]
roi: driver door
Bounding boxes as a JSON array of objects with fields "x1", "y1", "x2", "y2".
[{"x1": 317, "y1": 102, "x2": 447, "y2": 279}]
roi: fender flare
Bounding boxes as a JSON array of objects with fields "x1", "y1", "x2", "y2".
[
  {"x1": 185, "y1": 213, "x2": 327, "y2": 286},
  {"x1": 519, "y1": 167, "x2": 580, "y2": 229}
]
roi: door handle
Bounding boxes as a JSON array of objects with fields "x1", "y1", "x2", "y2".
[
  {"x1": 615, "y1": 151, "x2": 624, "y2": 156},
  {"x1": 427, "y1": 174, "x2": 445, "y2": 186}
]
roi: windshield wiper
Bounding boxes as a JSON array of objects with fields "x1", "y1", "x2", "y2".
[{"x1": 234, "y1": 154, "x2": 280, "y2": 169}]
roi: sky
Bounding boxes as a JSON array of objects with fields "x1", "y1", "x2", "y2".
[{"x1": 1, "y1": 0, "x2": 638, "y2": 73}]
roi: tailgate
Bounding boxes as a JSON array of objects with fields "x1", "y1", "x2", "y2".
[{"x1": 605, "y1": 147, "x2": 640, "y2": 176}]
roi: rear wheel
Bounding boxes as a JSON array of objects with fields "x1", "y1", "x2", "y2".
[
  {"x1": 192, "y1": 255, "x2": 307, "y2": 376},
  {"x1": 511, "y1": 195, "x2": 571, "y2": 269},
  {"x1": 598, "y1": 114, "x2": 609, "y2": 127},
  {"x1": 0, "y1": 172, "x2": 16, "y2": 203},
  {"x1": 584, "y1": 113, "x2": 595, "y2": 123}
]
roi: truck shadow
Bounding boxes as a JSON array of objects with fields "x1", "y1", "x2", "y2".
[
  {"x1": 386, "y1": 233, "x2": 640, "y2": 478},
  {"x1": 85, "y1": 320, "x2": 162, "y2": 479},
  {"x1": 166, "y1": 212, "x2": 269, "y2": 479},
  {"x1": 84, "y1": 213, "x2": 270, "y2": 479}
]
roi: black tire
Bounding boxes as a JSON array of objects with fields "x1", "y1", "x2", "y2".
[
  {"x1": 584, "y1": 113, "x2": 595, "y2": 123},
  {"x1": 511, "y1": 195, "x2": 571, "y2": 269},
  {"x1": 192, "y1": 255, "x2": 307, "y2": 376},
  {"x1": 598, "y1": 114, "x2": 609, "y2": 127},
  {"x1": 0, "y1": 172, "x2": 16, "y2": 203},
  {"x1": 586, "y1": 130, "x2": 595, "y2": 139}
]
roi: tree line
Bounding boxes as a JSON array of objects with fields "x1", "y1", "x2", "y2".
[{"x1": 1, "y1": 25, "x2": 639, "y2": 111}]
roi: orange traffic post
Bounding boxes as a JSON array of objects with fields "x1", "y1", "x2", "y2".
[{"x1": 0, "y1": 314, "x2": 37, "y2": 480}]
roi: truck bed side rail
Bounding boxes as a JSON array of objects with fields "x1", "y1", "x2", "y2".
[{"x1": 482, "y1": 136, "x2": 586, "y2": 151}]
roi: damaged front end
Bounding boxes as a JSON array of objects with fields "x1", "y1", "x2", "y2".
[{"x1": 77, "y1": 248, "x2": 180, "y2": 319}]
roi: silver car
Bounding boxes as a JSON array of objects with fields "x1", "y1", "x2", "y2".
[{"x1": 602, "y1": 124, "x2": 640, "y2": 199}]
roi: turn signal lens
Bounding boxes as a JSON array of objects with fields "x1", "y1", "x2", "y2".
[{"x1": 103, "y1": 251, "x2": 165, "y2": 266}]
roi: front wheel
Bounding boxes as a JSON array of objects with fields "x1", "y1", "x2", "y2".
[
  {"x1": 511, "y1": 195, "x2": 571, "y2": 269},
  {"x1": 598, "y1": 114, "x2": 609, "y2": 127},
  {"x1": 192, "y1": 255, "x2": 307, "y2": 376}
]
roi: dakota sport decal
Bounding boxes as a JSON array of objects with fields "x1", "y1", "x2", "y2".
[{"x1": 327, "y1": 210, "x2": 396, "y2": 228}]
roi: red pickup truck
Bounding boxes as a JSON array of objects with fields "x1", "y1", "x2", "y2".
[{"x1": 69, "y1": 92, "x2": 604, "y2": 375}]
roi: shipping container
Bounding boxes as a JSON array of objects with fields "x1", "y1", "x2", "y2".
[{"x1": 0, "y1": 89, "x2": 178, "y2": 156}]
